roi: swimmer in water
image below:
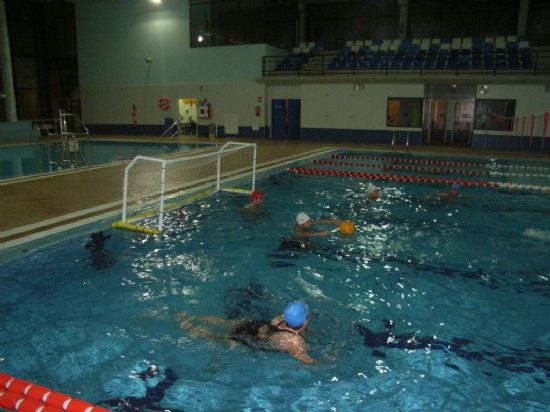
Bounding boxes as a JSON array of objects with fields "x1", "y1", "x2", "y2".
[
  {"x1": 438, "y1": 181, "x2": 461, "y2": 202},
  {"x1": 177, "y1": 301, "x2": 317, "y2": 364},
  {"x1": 244, "y1": 190, "x2": 264, "y2": 209},
  {"x1": 294, "y1": 212, "x2": 341, "y2": 239},
  {"x1": 366, "y1": 183, "x2": 380, "y2": 202}
]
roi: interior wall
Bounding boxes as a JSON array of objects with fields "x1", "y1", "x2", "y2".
[
  {"x1": 475, "y1": 84, "x2": 550, "y2": 136},
  {"x1": 81, "y1": 83, "x2": 265, "y2": 128},
  {"x1": 300, "y1": 83, "x2": 424, "y2": 131},
  {"x1": 476, "y1": 84, "x2": 550, "y2": 116},
  {"x1": 74, "y1": 0, "x2": 284, "y2": 131}
]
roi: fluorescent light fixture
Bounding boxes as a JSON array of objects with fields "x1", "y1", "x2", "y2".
[{"x1": 151, "y1": 0, "x2": 162, "y2": 4}]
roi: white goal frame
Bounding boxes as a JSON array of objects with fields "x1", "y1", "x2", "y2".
[{"x1": 119, "y1": 141, "x2": 257, "y2": 232}]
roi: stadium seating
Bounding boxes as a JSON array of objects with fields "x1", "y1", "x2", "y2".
[{"x1": 274, "y1": 35, "x2": 534, "y2": 73}]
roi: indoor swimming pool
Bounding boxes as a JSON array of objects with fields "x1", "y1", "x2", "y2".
[
  {"x1": 0, "y1": 151, "x2": 549, "y2": 411},
  {"x1": 0, "y1": 140, "x2": 215, "y2": 180}
]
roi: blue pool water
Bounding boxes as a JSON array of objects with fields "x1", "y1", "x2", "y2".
[
  {"x1": 0, "y1": 140, "x2": 214, "y2": 180},
  {"x1": 1, "y1": 151, "x2": 549, "y2": 411}
]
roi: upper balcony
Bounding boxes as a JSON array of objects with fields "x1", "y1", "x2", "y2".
[{"x1": 261, "y1": 36, "x2": 550, "y2": 84}]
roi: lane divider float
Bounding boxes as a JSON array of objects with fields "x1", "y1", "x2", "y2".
[
  {"x1": 314, "y1": 160, "x2": 550, "y2": 179},
  {"x1": 313, "y1": 160, "x2": 490, "y2": 176},
  {"x1": 288, "y1": 167, "x2": 497, "y2": 187},
  {"x1": 289, "y1": 167, "x2": 550, "y2": 192},
  {"x1": 332, "y1": 154, "x2": 550, "y2": 172},
  {"x1": 0, "y1": 372, "x2": 108, "y2": 412}
]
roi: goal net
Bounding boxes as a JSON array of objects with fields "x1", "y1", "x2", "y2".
[{"x1": 115, "y1": 142, "x2": 257, "y2": 233}]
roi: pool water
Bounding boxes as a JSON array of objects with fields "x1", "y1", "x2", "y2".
[
  {"x1": 0, "y1": 151, "x2": 549, "y2": 411},
  {"x1": 0, "y1": 140, "x2": 214, "y2": 180}
]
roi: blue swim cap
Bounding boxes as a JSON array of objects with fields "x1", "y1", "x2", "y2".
[
  {"x1": 452, "y1": 182, "x2": 461, "y2": 192},
  {"x1": 283, "y1": 302, "x2": 309, "y2": 328}
]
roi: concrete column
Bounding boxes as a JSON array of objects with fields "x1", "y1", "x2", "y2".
[
  {"x1": 298, "y1": 0, "x2": 306, "y2": 45},
  {"x1": 398, "y1": 0, "x2": 408, "y2": 40},
  {"x1": 517, "y1": 0, "x2": 529, "y2": 36},
  {"x1": 0, "y1": 0, "x2": 17, "y2": 122}
]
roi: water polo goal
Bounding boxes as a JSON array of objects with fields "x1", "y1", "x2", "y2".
[{"x1": 114, "y1": 141, "x2": 257, "y2": 233}]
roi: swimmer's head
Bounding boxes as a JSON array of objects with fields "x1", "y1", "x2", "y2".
[
  {"x1": 452, "y1": 181, "x2": 461, "y2": 192},
  {"x1": 296, "y1": 212, "x2": 311, "y2": 226},
  {"x1": 251, "y1": 190, "x2": 264, "y2": 204},
  {"x1": 283, "y1": 301, "x2": 309, "y2": 328},
  {"x1": 367, "y1": 183, "x2": 380, "y2": 201}
]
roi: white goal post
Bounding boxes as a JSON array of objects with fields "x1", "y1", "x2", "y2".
[{"x1": 114, "y1": 141, "x2": 257, "y2": 233}]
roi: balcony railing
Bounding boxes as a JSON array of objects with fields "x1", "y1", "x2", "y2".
[{"x1": 262, "y1": 48, "x2": 550, "y2": 78}]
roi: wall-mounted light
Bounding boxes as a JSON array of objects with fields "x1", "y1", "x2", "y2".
[
  {"x1": 145, "y1": 57, "x2": 152, "y2": 63},
  {"x1": 197, "y1": 35, "x2": 204, "y2": 42},
  {"x1": 150, "y1": 0, "x2": 162, "y2": 4}
]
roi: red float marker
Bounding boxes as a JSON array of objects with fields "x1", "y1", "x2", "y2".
[{"x1": 0, "y1": 372, "x2": 108, "y2": 412}]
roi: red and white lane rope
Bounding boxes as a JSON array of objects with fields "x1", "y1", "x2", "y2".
[
  {"x1": 332, "y1": 154, "x2": 550, "y2": 172},
  {"x1": 314, "y1": 160, "x2": 550, "y2": 179},
  {"x1": 288, "y1": 167, "x2": 550, "y2": 193},
  {"x1": 313, "y1": 160, "x2": 490, "y2": 176},
  {"x1": 0, "y1": 372, "x2": 108, "y2": 412}
]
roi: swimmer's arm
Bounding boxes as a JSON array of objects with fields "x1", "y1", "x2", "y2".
[
  {"x1": 313, "y1": 219, "x2": 341, "y2": 226},
  {"x1": 270, "y1": 315, "x2": 284, "y2": 326},
  {"x1": 295, "y1": 230, "x2": 331, "y2": 238},
  {"x1": 289, "y1": 342, "x2": 318, "y2": 365}
]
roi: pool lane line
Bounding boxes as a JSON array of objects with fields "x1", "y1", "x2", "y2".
[
  {"x1": 332, "y1": 154, "x2": 550, "y2": 172},
  {"x1": 288, "y1": 167, "x2": 550, "y2": 193},
  {"x1": 313, "y1": 160, "x2": 550, "y2": 179}
]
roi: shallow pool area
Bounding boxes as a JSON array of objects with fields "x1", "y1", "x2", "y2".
[
  {"x1": 1, "y1": 150, "x2": 549, "y2": 411},
  {"x1": 0, "y1": 140, "x2": 215, "y2": 180}
]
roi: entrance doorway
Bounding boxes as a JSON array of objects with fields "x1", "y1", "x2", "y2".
[
  {"x1": 426, "y1": 100, "x2": 448, "y2": 144},
  {"x1": 452, "y1": 100, "x2": 474, "y2": 146},
  {"x1": 423, "y1": 85, "x2": 475, "y2": 146},
  {"x1": 271, "y1": 99, "x2": 301, "y2": 139},
  {"x1": 178, "y1": 98, "x2": 198, "y2": 135}
]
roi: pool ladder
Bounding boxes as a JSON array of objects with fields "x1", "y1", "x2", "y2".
[
  {"x1": 48, "y1": 110, "x2": 91, "y2": 170},
  {"x1": 391, "y1": 130, "x2": 410, "y2": 148}
]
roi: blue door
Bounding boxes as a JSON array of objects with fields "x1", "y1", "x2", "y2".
[
  {"x1": 271, "y1": 99, "x2": 286, "y2": 139},
  {"x1": 287, "y1": 99, "x2": 301, "y2": 140},
  {"x1": 271, "y1": 99, "x2": 301, "y2": 139}
]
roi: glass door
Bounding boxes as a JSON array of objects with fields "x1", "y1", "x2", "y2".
[
  {"x1": 425, "y1": 100, "x2": 448, "y2": 144},
  {"x1": 452, "y1": 100, "x2": 474, "y2": 146}
]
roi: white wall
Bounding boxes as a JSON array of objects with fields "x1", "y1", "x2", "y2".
[
  {"x1": 81, "y1": 83, "x2": 266, "y2": 127},
  {"x1": 475, "y1": 84, "x2": 550, "y2": 136},
  {"x1": 476, "y1": 85, "x2": 550, "y2": 116},
  {"x1": 300, "y1": 83, "x2": 424, "y2": 130}
]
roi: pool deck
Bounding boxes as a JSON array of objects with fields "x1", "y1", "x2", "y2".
[{"x1": 1, "y1": 135, "x2": 548, "y2": 251}]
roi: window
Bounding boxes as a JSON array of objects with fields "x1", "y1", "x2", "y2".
[
  {"x1": 387, "y1": 98, "x2": 423, "y2": 127},
  {"x1": 474, "y1": 99, "x2": 516, "y2": 131},
  {"x1": 189, "y1": 0, "x2": 297, "y2": 49}
]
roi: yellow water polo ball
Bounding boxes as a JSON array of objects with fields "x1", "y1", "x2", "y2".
[{"x1": 339, "y1": 220, "x2": 356, "y2": 236}]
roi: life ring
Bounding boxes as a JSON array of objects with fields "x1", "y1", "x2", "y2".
[{"x1": 158, "y1": 97, "x2": 170, "y2": 111}]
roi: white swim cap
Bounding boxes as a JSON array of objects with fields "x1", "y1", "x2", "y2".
[
  {"x1": 367, "y1": 183, "x2": 380, "y2": 194},
  {"x1": 296, "y1": 212, "x2": 311, "y2": 225}
]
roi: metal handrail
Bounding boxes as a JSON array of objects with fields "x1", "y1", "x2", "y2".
[
  {"x1": 59, "y1": 110, "x2": 89, "y2": 136},
  {"x1": 262, "y1": 48, "x2": 550, "y2": 77},
  {"x1": 161, "y1": 120, "x2": 179, "y2": 138}
]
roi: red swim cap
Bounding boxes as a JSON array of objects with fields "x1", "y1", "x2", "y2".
[{"x1": 251, "y1": 191, "x2": 263, "y2": 202}]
